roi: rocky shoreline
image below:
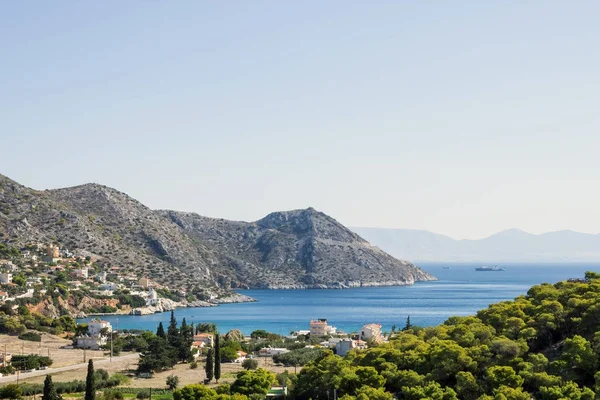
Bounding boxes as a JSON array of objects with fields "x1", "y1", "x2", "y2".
[
  {"x1": 78, "y1": 293, "x2": 257, "y2": 318},
  {"x1": 246, "y1": 277, "x2": 438, "y2": 290}
]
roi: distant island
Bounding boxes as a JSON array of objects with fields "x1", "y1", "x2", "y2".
[{"x1": 352, "y1": 227, "x2": 600, "y2": 262}]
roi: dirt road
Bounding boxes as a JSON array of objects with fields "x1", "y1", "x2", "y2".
[{"x1": 0, "y1": 353, "x2": 139, "y2": 384}]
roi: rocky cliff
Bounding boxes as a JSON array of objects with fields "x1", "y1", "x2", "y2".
[{"x1": 0, "y1": 174, "x2": 435, "y2": 290}]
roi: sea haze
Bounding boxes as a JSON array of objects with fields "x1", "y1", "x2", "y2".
[{"x1": 81, "y1": 263, "x2": 600, "y2": 335}]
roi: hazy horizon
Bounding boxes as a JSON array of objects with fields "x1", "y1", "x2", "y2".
[{"x1": 2, "y1": 1, "x2": 599, "y2": 239}]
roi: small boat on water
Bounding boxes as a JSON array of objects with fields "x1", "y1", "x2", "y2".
[
  {"x1": 442, "y1": 266, "x2": 451, "y2": 269},
  {"x1": 475, "y1": 265, "x2": 505, "y2": 271}
]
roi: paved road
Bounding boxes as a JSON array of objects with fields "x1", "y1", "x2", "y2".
[{"x1": 0, "y1": 353, "x2": 139, "y2": 384}]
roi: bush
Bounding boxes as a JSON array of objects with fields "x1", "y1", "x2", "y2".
[
  {"x1": 215, "y1": 384, "x2": 231, "y2": 395},
  {"x1": 111, "y1": 373, "x2": 131, "y2": 385},
  {"x1": 18, "y1": 331, "x2": 42, "y2": 342},
  {"x1": 0, "y1": 365, "x2": 15, "y2": 375},
  {"x1": 189, "y1": 361, "x2": 198, "y2": 369},
  {"x1": 102, "y1": 389, "x2": 124, "y2": 400},
  {"x1": 0, "y1": 384, "x2": 22, "y2": 399},
  {"x1": 166, "y1": 375, "x2": 180, "y2": 390},
  {"x1": 136, "y1": 390, "x2": 150, "y2": 399},
  {"x1": 242, "y1": 358, "x2": 259, "y2": 370}
]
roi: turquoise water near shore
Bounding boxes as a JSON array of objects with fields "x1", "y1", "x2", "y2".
[{"x1": 80, "y1": 263, "x2": 600, "y2": 335}]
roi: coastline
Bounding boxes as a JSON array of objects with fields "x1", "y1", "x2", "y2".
[
  {"x1": 240, "y1": 276, "x2": 438, "y2": 290},
  {"x1": 78, "y1": 292, "x2": 257, "y2": 319}
]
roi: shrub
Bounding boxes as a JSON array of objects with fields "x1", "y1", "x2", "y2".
[
  {"x1": 166, "y1": 375, "x2": 180, "y2": 390},
  {"x1": 18, "y1": 331, "x2": 42, "y2": 342},
  {"x1": 0, "y1": 384, "x2": 22, "y2": 399},
  {"x1": 136, "y1": 390, "x2": 150, "y2": 399},
  {"x1": 189, "y1": 361, "x2": 198, "y2": 369},
  {"x1": 242, "y1": 358, "x2": 259, "y2": 370},
  {"x1": 0, "y1": 365, "x2": 15, "y2": 375}
]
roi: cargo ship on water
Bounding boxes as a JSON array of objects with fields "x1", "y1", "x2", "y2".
[{"x1": 475, "y1": 265, "x2": 505, "y2": 271}]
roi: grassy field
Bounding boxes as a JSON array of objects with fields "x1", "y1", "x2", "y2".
[
  {"x1": 0, "y1": 333, "x2": 108, "y2": 368},
  {"x1": 63, "y1": 392, "x2": 173, "y2": 400}
]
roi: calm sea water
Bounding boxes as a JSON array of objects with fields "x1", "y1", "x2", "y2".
[{"x1": 80, "y1": 263, "x2": 600, "y2": 335}]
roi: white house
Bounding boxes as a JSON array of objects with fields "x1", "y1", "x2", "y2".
[
  {"x1": 75, "y1": 319, "x2": 112, "y2": 350},
  {"x1": 88, "y1": 319, "x2": 112, "y2": 336},
  {"x1": 360, "y1": 323, "x2": 383, "y2": 343},
  {"x1": 336, "y1": 339, "x2": 355, "y2": 356},
  {"x1": 0, "y1": 273, "x2": 13, "y2": 284},
  {"x1": 76, "y1": 335, "x2": 107, "y2": 350},
  {"x1": 146, "y1": 287, "x2": 158, "y2": 306},
  {"x1": 258, "y1": 347, "x2": 289, "y2": 357},
  {"x1": 99, "y1": 283, "x2": 120, "y2": 291},
  {"x1": 73, "y1": 268, "x2": 89, "y2": 279},
  {"x1": 309, "y1": 319, "x2": 329, "y2": 336}
]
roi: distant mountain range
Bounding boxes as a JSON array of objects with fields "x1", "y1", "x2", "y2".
[
  {"x1": 0, "y1": 174, "x2": 435, "y2": 290},
  {"x1": 351, "y1": 227, "x2": 600, "y2": 263}
]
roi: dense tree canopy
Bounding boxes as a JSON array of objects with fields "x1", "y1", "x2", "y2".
[{"x1": 290, "y1": 273, "x2": 600, "y2": 399}]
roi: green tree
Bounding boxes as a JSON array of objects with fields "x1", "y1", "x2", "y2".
[
  {"x1": 205, "y1": 348, "x2": 215, "y2": 382},
  {"x1": 85, "y1": 360, "x2": 96, "y2": 400},
  {"x1": 485, "y1": 366, "x2": 524, "y2": 390},
  {"x1": 0, "y1": 384, "x2": 22, "y2": 399},
  {"x1": 455, "y1": 371, "x2": 479, "y2": 400},
  {"x1": 42, "y1": 375, "x2": 62, "y2": 400},
  {"x1": 172, "y1": 384, "x2": 218, "y2": 400},
  {"x1": 214, "y1": 333, "x2": 221, "y2": 383},
  {"x1": 156, "y1": 322, "x2": 166, "y2": 339},
  {"x1": 138, "y1": 336, "x2": 175, "y2": 373},
  {"x1": 230, "y1": 368, "x2": 276, "y2": 397},
  {"x1": 402, "y1": 315, "x2": 412, "y2": 331},
  {"x1": 490, "y1": 385, "x2": 530, "y2": 400},
  {"x1": 250, "y1": 330, "x2": 268, "y2": 339},
  {"x1": 166, "y1": 374, "x2": 180, "y2": 390},
  {"x1": 401, "y1": 381, "x2": 458, "y2": 400},
  {"x1": 538, "y1": 381, "x2": 595, "y2": 400},
  {"x1": 242, "y1": 358, "x2": 259, "y2": 370},
  {"x1": 179, "y1": 318, "x2": 192, "y2": 362},
  {"x1": 167, "y1": 311, "x2": 180, "y2": 348},
  {"x1": 555, "y1": 335, "x2": 598, "y2": 383}
]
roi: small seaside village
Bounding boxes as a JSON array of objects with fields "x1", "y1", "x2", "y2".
[
  {"x1": 0, "y1": 242, "x2": 190, "y2": 313},
  {"x1": 0, "y1": 241, "x2": 391, "y2": 398}
]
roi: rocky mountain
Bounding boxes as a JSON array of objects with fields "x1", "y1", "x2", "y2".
[
  {"x1": 352, "y1": 227, "x2": 600, "y2": 262},
  {"x1": 0, "y1": 174, "x2": 435, "y2": 290}
]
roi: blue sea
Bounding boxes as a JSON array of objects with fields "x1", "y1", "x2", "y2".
[{"x1": 80, "y1": 263, "x2": 600, "y2": 335}]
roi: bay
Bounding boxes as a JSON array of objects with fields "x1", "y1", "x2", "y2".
[{"x1": 80, "y1": 263, "x2": 600, "y2": 335}]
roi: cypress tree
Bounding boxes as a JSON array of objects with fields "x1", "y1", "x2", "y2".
[
  {"x1": 156, "y1": 322, "x2": 166, "y2": 338},
  {"x1": 205, "y1": 348, "x2": 214, "y2": 382},
  {"x1": 167, "y1": 311, "x2": 179, "y2": 346},
  {"x1": 402, "y1": 315, "x2": 412, "y2": 331},
  {"x1": 179, "y1": 318, "x2": 192, "y2": 362},
  {"x1": 214, "y1": 333, "x2": 221, "y2": 383},
  {"x1": 42, "y1": 375, "x2": 62, "y2": 400},
  {"x1": 85, "y1": 359, "x2": 95, "y2": 400}
]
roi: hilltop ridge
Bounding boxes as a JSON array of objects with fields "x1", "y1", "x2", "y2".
[{"x1": 0, "y1": 174, "x2": 435, "y2": 290}]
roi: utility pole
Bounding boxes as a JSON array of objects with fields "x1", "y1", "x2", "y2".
[
  {"x1": 110, "y1": 328, "x2": 113, "y2": 362},
  {"x1": 83, "y1": 347, "x2": 87, "y2": 363}
]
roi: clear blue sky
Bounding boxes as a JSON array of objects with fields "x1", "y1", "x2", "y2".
[{"x1": 1, "y1": 1, "x2": 599, "y2": 239}]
